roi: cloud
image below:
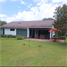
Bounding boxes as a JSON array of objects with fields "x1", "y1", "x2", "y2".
[
  {"x1": 20, "y1": 0, "x2": 26, "y2": 5},
  {"x1": 33, "y1": 0, "x2": 41, "y2": 2},
  {"x1": 18, "y1": 6, "x2": 21, "y2": 8},
  {"x1": 0, "y1": 14, "x2": 7, "y2": 17},
  {"x1": 28, "y1": 4, "x2": 32, "y2": 8},
  {"x1": 0, "y1": 3, "x2": 58, "y2": 23},
  {"x1": 51, "y1": 0, "x2": 67, "y2": 4},
  {"x1": 1, "y1": 0, "x2": 66, "y2": 23},
  {"x1": 10, "y1": 0, "x2": 18, "y2": 1},
  {"x1": 33, "y1": 0, "x2": 67, "y2": 4},
  {"x1": 0, "y1": 0, "x2": 6, "y2": 2},
  {"x1": 33, "y1": 0, "x2": 48, "y2": 3}
]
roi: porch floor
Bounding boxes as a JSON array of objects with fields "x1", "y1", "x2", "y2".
[{"x1": 25, "y1": 38, "x2": 64, "y2": 43}]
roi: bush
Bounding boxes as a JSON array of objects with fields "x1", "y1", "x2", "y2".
[
  {"x1": 23, "y1": 36, "x2": 27, "y2": 39},
  {"x1": 11, "y1": 35, "x2": 16, "y2": 38},
  {"x1": 53, "y1": 34, "x2": 59, "y2": 37},
  {"x1": 1, "y1": 35, "x2": 4, "y2": 37},
  {"x1": 16, "y1": 36, "x2": 24, "y2": 40},
  {"x1": 0, "y1": 34, "x2": 3, "y2": 37},
  {"x1": 1, "y1": 34, "x2": 7, "y2": 37},
  {"x1": 0, "y1": 34, "x2": 27, "y2": 39},
  {"x1": 6, "y1": 35, "x2": 12, "y2": 38},
  {"x1": 5, "y1": 35, "x2": 8, "y2": 38},
  {"x1": 60, "y1": 36, "x2": 66, "y2": 40}
]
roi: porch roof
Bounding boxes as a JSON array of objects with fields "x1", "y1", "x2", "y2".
[{"x1": 0, "y1": 20, "x2": 54, "y2": 28}]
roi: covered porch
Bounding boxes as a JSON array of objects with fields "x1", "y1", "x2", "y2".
[{"x1": 29, "y1": 28, "x2": 51, "y2": 39}]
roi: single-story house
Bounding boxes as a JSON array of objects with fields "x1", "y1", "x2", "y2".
[{"x1": 0, "y1": 20, "x2": 55, "y2": 39}]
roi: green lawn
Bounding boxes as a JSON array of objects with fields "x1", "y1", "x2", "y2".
[
  {"x1": 64, "y1": 37, "x2": 67, "y2": 43},
  {"x1": 0, "y1": 38, "x2": 67, "y2": 66}
]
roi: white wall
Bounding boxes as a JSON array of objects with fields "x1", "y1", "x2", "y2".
[
  {"x1": 27, "y1": 28, "x2": 29, "y2": 38},
  {"x1": 5, "y1": 28, "x2": 16, "y2": 35}
]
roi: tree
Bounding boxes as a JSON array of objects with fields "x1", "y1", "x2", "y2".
[
  {"x1": 43, "y1": 18, "x2": 54, "y2": 20},
  {"x1": 0, "y1": 20, "x2": 7, "y2": 26},
  {"x1": 53, "y1": 4, "x2": 67, "y2": 36}
]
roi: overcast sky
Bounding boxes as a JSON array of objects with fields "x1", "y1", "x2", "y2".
[{"x1": 0, "y1": 0, "x2": 67, "y2": 23}]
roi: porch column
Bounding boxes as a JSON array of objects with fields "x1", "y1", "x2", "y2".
[
  {"x1": 27, "y1": 28, "x2": 29, "y2": 38},
  {"x1": 52, "y1": 25, "x2": 55, "y2": 37},
  {"x1": 35, "y1": 30, "x2": 36, "y2": 35},
  {"x1": 50, "y1": 32, "x2": 51, "y2": 38},
  {"x1": 52, "y1": 32, "x2": 55, "y2": 37}
]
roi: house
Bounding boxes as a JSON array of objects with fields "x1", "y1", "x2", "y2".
[{"x1": 0, "y1": 20, "x2": 55, "y2": 39}]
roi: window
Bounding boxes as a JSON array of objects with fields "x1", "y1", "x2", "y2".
[{"x1": 10, "y1": 29, "x2": 15, "y2": 31}]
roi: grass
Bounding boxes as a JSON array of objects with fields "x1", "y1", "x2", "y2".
[
  {"x1": 64, "y1": 37, "x2": 67, "y2": 43},
  {"x1": 0, "y1": 37, "x2": 67, "y2": 66}
]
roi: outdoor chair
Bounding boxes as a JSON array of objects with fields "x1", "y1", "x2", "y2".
[
  {"x1": 34, "y1": 35, "x2": 38, "y2": 38},
  {"x1": 40, "y1": 35, "x2": 45, "y2": 39}
]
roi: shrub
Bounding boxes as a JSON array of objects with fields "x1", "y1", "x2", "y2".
[
  {"x1": 0, "y1": 34, "x2": 3, "y2": 37},
  {"x1": 12, "y1": 35, "x2": 16, "y2": 38},
  {"x1": 23, "y1": 36, "x2": 27, "y2": 39},
  {"x1": 6, "y1": 35, "x2": 12, "y2": 38},
  {"x1": 5, "y1": 35, "x2": 8, "y2": 38},
  {"x1": 16, "y1": 36, "x2": 24, "y2": 40},
  {"x1": 7, "y1": 35, "x2": 17, "y2": 38},
  {"x1": 53, "y1": 34, "x2": 59, "y2": 37},
  {"x1": 0, "y1": 34, "x2": 27, "y2": 39},
  {"x1": 1, "y1": 35, "x2": 4, "y2": 37},
  {"x1": 60, "y1": 36, "x2": 66, "y2": 40},
  {"x1": 1, "y1": 35, "x2": 7, "y2": 37},
  {"x1": 0, "y1": 34, "x2": 12, "y2": 38}
]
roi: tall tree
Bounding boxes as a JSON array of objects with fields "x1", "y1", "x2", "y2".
[
  {"x1": 0, "y1": 20, "x2": 7, "y2": 26},
  {"x1": 53, "y1": 4, "x2": 67, "y2": 36}
]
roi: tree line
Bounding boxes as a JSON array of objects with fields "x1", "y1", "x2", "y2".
[{"x1": 0, "y1": 20, "x2": 7, "y2": 26}]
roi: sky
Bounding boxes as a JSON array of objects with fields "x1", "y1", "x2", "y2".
[{"x1": 0, "y1": 0, "x2": 67, "y2": 23}]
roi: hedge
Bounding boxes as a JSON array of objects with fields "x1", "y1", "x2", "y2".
[{"x1": 0, "y1": 34, "x2": 27, "y2": 40}]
